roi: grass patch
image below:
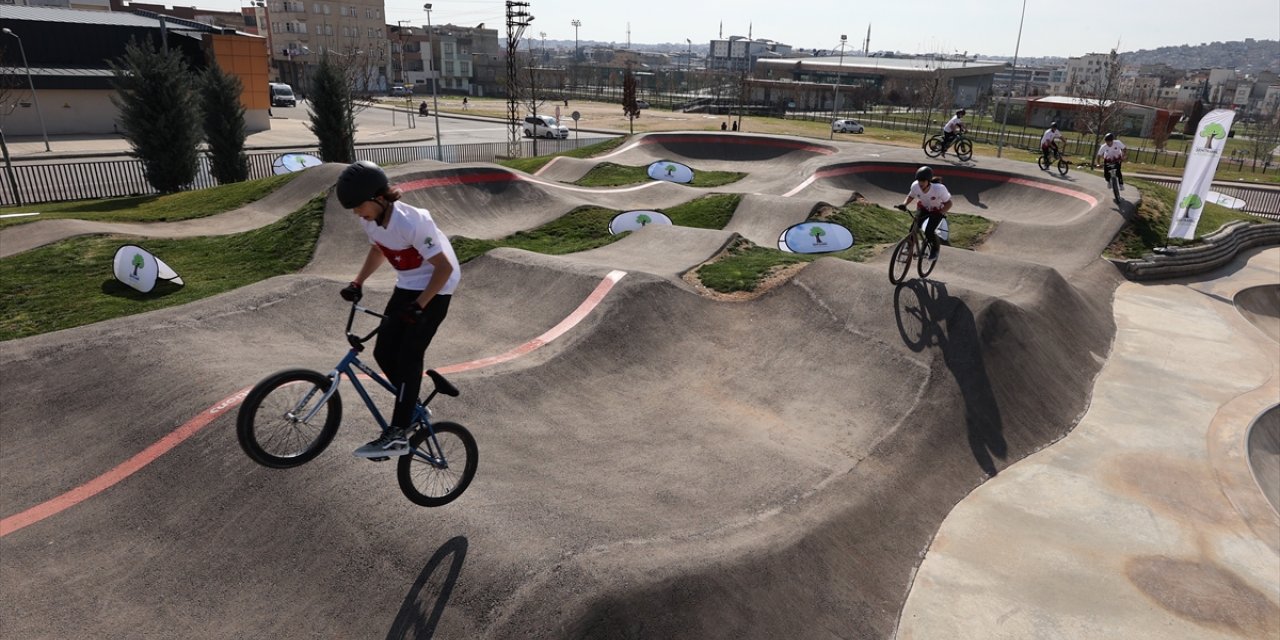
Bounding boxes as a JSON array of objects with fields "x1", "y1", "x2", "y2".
[
  {"x1": 664, "y1": 194, "x2": 741, "y2": 229},
  {"x1": 1105, "y1": 179, "x2": 1267, "y2": 259},
  {"x1": 694, "y1": 200, "x2": 994, "y2": 293},
  {"x1": 0, "y1": 173, "x2": 301, "y2": 230},
  {"x1": 0, "y1": 192, "x2": 327, "y2": 341},
  {"x1": 574, "y1": 162, "x2": 745, "y2": 188},
  {"x1": 453, "y1": 195, "x2": 743, "y2": 263},
  {"x1": 498, "y1": 137, "x2": 629, "y2": 173}
]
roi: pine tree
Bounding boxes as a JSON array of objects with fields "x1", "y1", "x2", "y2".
[
  {"x1": 109, "y1": 38, "x2": 202, "y2": 193},
  {"x1": 199, "y1": 61, "x2": 249, "y2": 184},
  {"x1": 307, "y1": 52, "x2": 357, "y2": 163},
  {"x1": 622, "y1": 64, "x2": 640, "y2": 135}
]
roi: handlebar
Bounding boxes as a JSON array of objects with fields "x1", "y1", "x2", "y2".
[{"x1": 345, "y1": 300, "x2": 386, "y2": 351}]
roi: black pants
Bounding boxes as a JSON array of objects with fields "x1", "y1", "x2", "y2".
[
  {"x1": 1102, "y1": 161, "x2": 1124, "y2": 185},
  {"x1": 916, "y1": 210, "x2": 945, "y2": 254},
  {"x1": 942, "y1": 131, "x2": 957, "y2": 150},
  {"x1": 375, "y1": 288, "x2": 451, "y2": 429}
]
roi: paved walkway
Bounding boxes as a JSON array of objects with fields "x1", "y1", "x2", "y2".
[{"x1": 897, "y1": 247, "x2": 1280, "y2": 639}]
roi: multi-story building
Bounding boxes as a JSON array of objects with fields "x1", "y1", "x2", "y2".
[
  {"x1": 1051, "y1": 52, "x2": 1116, "y2": 96},
  {"x1": 993, "y1": 65, "x2": 1055, "y2": 97},
  {"x1": 708, "y1": 36, "x2": 790, "y2": 72},
  {"x1": 264, "y1": 0, "x2": 390, "y2": 94}
]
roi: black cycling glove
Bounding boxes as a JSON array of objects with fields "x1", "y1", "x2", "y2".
[
  {"x1": 399, "y1": 300, "x2": 425, "y2": 324},
  {"x1": 340, "y1": 281, "x2": 362, "y2": 302}
]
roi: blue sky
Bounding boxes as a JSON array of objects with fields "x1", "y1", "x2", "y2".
[{"x1": 210, "y1": 0, "x2": 1279, "y2": 59}]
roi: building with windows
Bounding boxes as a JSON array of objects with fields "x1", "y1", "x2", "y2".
[
  {"x1": 753, "y1": 55, "x2": 1004, "y2": 110},
  {"x1": 261, "y1": 0, "x2": 390, "y2": 95},
  {"x1": 0, "y1": 5, "x2": 269, "y2": 136}
]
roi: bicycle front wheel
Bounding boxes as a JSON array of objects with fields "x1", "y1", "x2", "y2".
[
  {"x1": 398, "y1": 421, "x2": 478, "y2": 507},
  {"x1": 923, "y1": 137, "x2": 944, "y2": 158},
  {"x1": 1057, "y1": 159, "x2": 1070, "y2": 176},
  {"x1": 1109, "y1": 173, "x2": 1121, "y2": 202},
  {"x1": 889, "y1": 237, "x2": 914, "y2": 284},
  {"x1": 237, "y1": 369, "x2": 342, "y2": 468},
  {"x1": 917, "y1": 241, "x2": 937, "y2": 278},
  {"x1": 955, "y1": 139, "x2": 973, "y2": 162}
]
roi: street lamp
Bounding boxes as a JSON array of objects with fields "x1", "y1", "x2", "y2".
[
  {"x1": 2, "y1": 28, "x2": 50, "y2": 152},
  {"x1": 829, "y1": 34, "x2": 847, "y2": 141},
  {"x1": 423, "y1": 3, "x2": 442, "y2": 161},
  {"x1": 996, "y1": 0, "x2": 1028, "y2": 158},
  {"x1": 570, "y1": 19, "x2": 581, "y2": 93}
]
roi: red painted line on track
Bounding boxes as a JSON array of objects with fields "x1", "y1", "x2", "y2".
[
  {"x1": 0, "y1": 270, "x2": 627, "y2": 538},
  {"x1": 639, "y1": 134, "x2": 837, "y2": 154},
  {"x1": 395, "y1": 171, "x2": 519, "y2": 193}
]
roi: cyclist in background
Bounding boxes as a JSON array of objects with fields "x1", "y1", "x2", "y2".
[
  {"x1": 1095, "y1": 132, "x2": 1127, "y2": 189},
  {"x1": 335, "y1": 161, "x2": 461, "y2": 459},
  {"x1": 941, "y1": 109, "x2": 966, "y2": 156},
  {"x1": 1040, "y1": 122, "x2": 1063, "y2": 167},
  {"x1": 895, "y1": 165, "x2": 953, "y2": 262}
]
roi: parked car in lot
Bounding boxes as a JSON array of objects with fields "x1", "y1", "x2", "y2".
[
  {"x1": 390, "y1": 85, "x2": 412, "y2": 97},
  {"x1": 635, "y1": 100, "x2": 649, "y2": 109},
  {"x1": 522, "y1": 114, "x2": 570, "y2": 139},
  {"x1": 269, "y1": 82, "x2": 296, "y2": 107},
  {"x1": 831, "y1": 119, "x2": 865, "y2": 134}
]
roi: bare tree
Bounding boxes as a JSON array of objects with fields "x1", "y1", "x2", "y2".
[
  {"x1": 918, "y1": 68, "x2": 954, "y2": 145},
  {"x1": 1243, "y1": 113, "x2": 1280, "y2": 170},
  {"x1": 622, "y1": 62, "x2": 640, "y2": 134},
  {"x1": 1073, "y1": 49, "x2": 1127, "y2": 167}
]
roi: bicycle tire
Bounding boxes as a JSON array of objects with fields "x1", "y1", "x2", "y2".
[
  {"x1": 923, "y1": 137, "x2": 944, "y2": 158},
  {"x1": 237, "y1": 369, "x2": 342, "y2": 469},
  {"x1": 889, "y1": 237, "x2": 913, "y2": 284},
  {"x1": 398, "y1": 421, "x2": 478, "y2": 507},
  {"x1": 1110, "y1": 174, "x2": 1121, "y2": 203},
  {"x1": 955, "y1": 139, "x2": 973, "y2": 162},
  {"x1": 917, "y1": 240, "x2": 937, "y2": 278},
  {"x1": 1037, "y1": 155, "x2": 1050, "y2": 171},
  {"x1": 1057, "y1": 159, "x2": 1070, "y2": 176}
]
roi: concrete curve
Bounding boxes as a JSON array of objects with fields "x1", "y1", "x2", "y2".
[{"x1": 1235, "y1": 284, "x2": 1280, "y2": 343}]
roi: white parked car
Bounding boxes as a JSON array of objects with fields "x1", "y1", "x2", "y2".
[
  {"x1": 831, "y1": 119, "x2": 865, "y2": 134},
  {"x1": 522, "y1": 115, "x2": 570, "y2": 139}
]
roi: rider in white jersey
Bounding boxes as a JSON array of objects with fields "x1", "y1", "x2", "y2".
[{"x1": 897, "y1": 166, "x2": 953, "y2": 261}]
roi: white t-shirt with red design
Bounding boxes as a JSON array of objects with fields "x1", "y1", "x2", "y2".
[
  {"x1": 908, "y1": 181, "x2": 952, "y2": 213},
  {"x1": 359, "y1": 201, "x2": 461, "y2": 294}
]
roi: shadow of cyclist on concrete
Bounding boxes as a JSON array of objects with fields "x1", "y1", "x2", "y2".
[
  {"x1": 894, "y1": 279, "x2": 1008, "y2": 477},
  {"x1": 386, "y1": 535, "x2": 469, "y2": 640}
]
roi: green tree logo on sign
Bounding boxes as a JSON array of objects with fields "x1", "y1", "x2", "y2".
[
  {"x1": 809, "y1": 226, "x2": 827, "y2": 245},
  {"x1": 1179, "y1": 193, "x2": 1204, "y2": 219},
  {"x1": 664, "y1": 164, "x2": 677, "y2": 176},
  {"x1": 131, "y1": 253, "x2": 144, "y2": 277},
  {"x1": 636, "y1": 214, "x2": 652, "y2": 226},
  {"x1": 1200, "y1": 123, "x2": 1226, "y2": 150}
]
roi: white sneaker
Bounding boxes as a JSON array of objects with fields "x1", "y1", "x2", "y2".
[{"x1": 353, "y1": 428, "x2": 409, "y2": 458}]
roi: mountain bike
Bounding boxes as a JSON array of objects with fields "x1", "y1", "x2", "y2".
[
  {"x1": 923, "y1": 132, "x2": 973, "y2": 162},
  {"x1": 889, "y1": 203, "x2": 942, "y2": 284},
  {"x1": 1103, "y1": 160, "x2": 1122, "y2": 203},
  {"x1": 236, "y1": 300, "x2": 478, "y2": 507},
  {"x1": 1037, "y1": 145, "x2": 1070, "y2": 176}
]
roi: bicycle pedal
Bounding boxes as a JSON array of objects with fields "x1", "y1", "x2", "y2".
[{"x1": 367, "y1": 456, "x2": 391, "y2": 462}]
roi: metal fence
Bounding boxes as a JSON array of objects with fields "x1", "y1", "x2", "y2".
[
  {"x1": 791, "y1": 110, "x2": 1278, "y2": 176},
  {"x1": 0, "y1": 136, "x2": 614, "y2": 207},
  {"x1": 1137, "y1": 178, "x2": 1280, "y2": 220}
]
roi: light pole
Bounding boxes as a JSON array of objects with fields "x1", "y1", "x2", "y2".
[
  {"x1": 829, "y1": 34, "x2": 847, "y2": 140},
  {"x1": 424, "y1": 4, "x2": 442, "y2": 161},
  {"x1": 2, "y1": 28, "x2": 50, "y2": 152},
  {"x1": 996, "y1": 0, "x2": 1028, "y2": 158},
  {"x1": 571, "y1": 19, "x2": 580, "y2": 94}
]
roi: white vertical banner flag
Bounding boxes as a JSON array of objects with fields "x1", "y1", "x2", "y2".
[{"x1": 1168, "y1": 109, "x2": 1236, "y2": 240}]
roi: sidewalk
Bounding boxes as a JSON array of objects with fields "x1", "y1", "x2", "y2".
[
  {"x1": 3, "y1": 107, "x2": 435, "y2": 161},
  {"x1": 896, "y1": 247, "x2": 1280, "y2": 639}
]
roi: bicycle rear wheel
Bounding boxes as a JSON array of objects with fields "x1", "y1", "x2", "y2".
[
  {"x1": 955, "y1": 139, "x2": 973, "y2": 162},
  {"x1": 889, "y1": 237, "x2": 914, "y2": 284},
  {"x1": 917, "y1": 240, "x2": 937, "y2": 278},
  {"x1": 398, "y1": 421, "x2": 478, "y2": 507},
  {"x1": 1037, "y1": 155, "x2": 1050, "y2": 171},
  {"x1": 237, "y1": 369, "x2": 342, "y2": 468},
  {"x1": 1057, "y1": 159, "x2": 1070, "y2": 176},
  {"x1": 923, "y1": 137, "x2": 944, "y2": 158}
]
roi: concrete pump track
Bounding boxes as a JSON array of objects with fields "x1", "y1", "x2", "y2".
[{"x1": 2, "y1": 133, "x2": 1276, "y2": 639}]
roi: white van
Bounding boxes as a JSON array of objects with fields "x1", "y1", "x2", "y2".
[
  {"x1": 270, "y1": 83, "x2": 296, "y2": 107},
  {"x1": 522, "y1": 114, "x2": 569, "y2": 139}
]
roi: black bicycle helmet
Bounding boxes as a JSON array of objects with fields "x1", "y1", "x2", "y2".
[
  {"x1": 1050, "y1": 121, "x2": 1059, "y2": 129},
  {"x1": 955, "y1": 109, "x2": 966, "y2": 116},
  {"x1": 1104, "y1": 132, "x2": 1115, "y2": 141},
  {"x1": 916, "y1": 166, "x2": 934, "y2": 181},
  {"x1": 336, "y1": 161, "x2": 389, "y2": 209}
]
